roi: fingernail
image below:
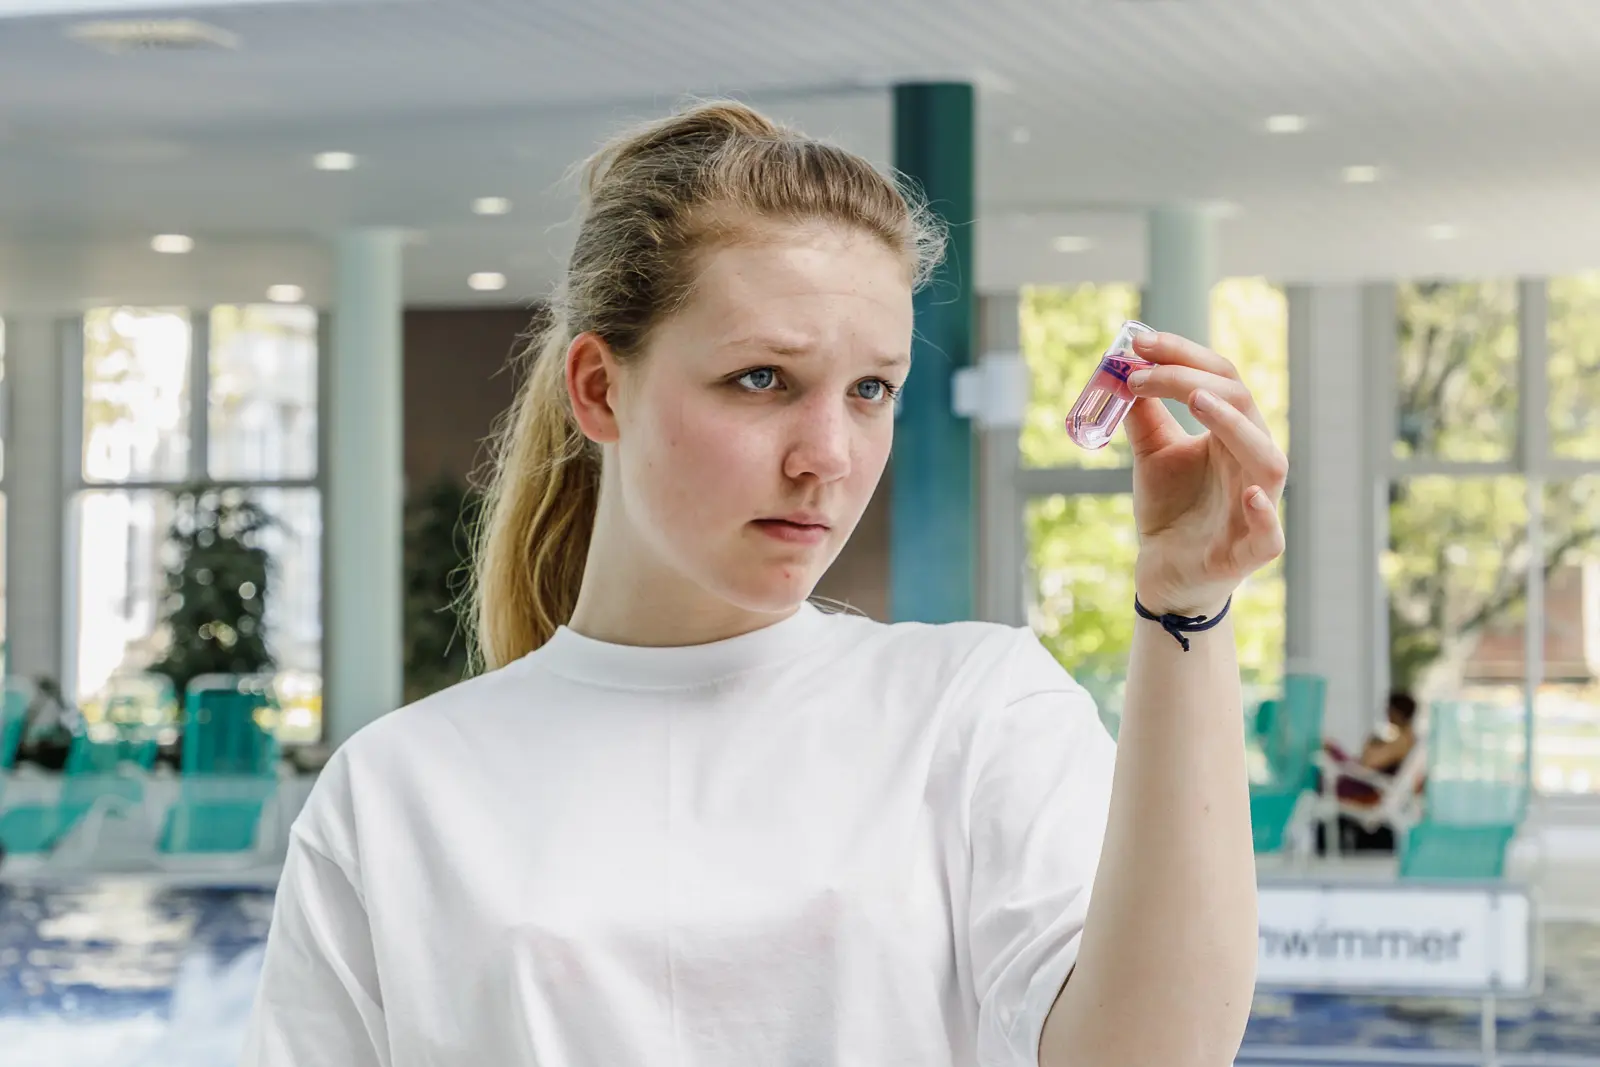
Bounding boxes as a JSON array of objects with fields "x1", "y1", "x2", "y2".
[
  {"x1": 1251, "y1": 488, "x2": 1273, "y2": 510},
  {"x1": 1128, "y1": 369, "x2": 1151, "y2": 389},
  {"x1": 1191, "y1": 389, "x2": 1216, "y2": 412},
  {"x1": 1133, "y1": 331, "x2": 1158, "y2": 350}
]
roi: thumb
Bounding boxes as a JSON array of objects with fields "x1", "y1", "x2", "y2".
[{"x1": 1123, "y1": 396, "x2": 1188, "y2": 458}]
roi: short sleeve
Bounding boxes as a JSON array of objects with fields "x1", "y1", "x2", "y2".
[
  {"x1": 239, "y1": 830, "x2": 391, "y2": 1067},
  {"x1": 966, "y1": 631, "x2": 1117, "y2": 1067}
]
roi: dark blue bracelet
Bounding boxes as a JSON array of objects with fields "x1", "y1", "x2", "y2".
[{"x1": 1134, "y1": 595, "x2": 1232, "y2": 652}]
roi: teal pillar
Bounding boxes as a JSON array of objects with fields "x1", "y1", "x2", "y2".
[{"x1": 890, "y1": 82, "x2": 976, "y2": 623}]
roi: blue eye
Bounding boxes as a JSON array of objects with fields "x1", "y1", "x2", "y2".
[
  {"x1": 856, "y1": 378, "x2": 901, "y2": 403},
  {"x1": 737, "y1": 368, "x2": 779, "y2": 391}
]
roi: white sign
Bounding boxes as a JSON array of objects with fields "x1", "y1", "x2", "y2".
[{"x1": 1255, "y1": 881, "x2": 1535, "y2": 995}]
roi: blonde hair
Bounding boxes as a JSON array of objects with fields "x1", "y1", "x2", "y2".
[{"x1": 468, "y1": 100, "x2": 945, "y2": 670}]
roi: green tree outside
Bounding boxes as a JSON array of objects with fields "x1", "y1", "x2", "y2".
[
  {"x1": 1385, "y1": 279, "x2": 1600, "y2": 697},
  {"x1": 1549, "y1": 273, "x2": 1600, "y2": 461}
]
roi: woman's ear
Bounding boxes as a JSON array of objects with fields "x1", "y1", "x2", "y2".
[{"x1": 567, "y1": 332, "x2": 623, "y2": 444}]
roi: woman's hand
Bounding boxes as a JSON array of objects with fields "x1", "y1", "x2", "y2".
[{"x1": 1121, "y1": 330, "x2": 1288, "y2": 617}]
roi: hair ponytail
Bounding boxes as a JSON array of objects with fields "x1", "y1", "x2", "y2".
[{"x1": 469, "y1": 308, "x2": 598, "y2": 670}]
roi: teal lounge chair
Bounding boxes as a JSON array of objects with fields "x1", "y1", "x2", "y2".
[
  {"x1": 0, "y1": 681, "x2": 27, "y2": 772},
  {"x1": 1400, "y1": 699, "x2": 1528, "y2": 880},
  {"x1": 1249, "y1": 673, "x2": 1328, "y2": 855},
  {"x1": 99, "y1": 671, "x2": 180, "y2": 735},
  {"x1": 0, "y1": 724, "x2": 158, "y2": 856},
  {"x1": 155, "y1": 675, "x2": 283, "y2": 861}
]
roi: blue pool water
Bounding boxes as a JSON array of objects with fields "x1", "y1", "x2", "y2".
[
  {"x1": 1, "y1": 879, "x2": 1597, "y2": 1066},
  {"x1": 0, "y1": 880, "x2": 274, "y2": 1067}
]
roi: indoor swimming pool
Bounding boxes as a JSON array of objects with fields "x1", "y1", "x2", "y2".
[{"x1": 0, "y1": 878, "x2": 1596, "y2": 1067}]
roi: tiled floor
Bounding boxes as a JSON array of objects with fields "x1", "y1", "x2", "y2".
[{"x1": 0, "y1": 879, "x2": 1597, "y2": 1067}]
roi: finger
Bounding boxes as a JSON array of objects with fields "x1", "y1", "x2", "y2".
[
  {"x1": 1122, "y1": 395, "x2": 1189, "y2": 457},
  {"x1": 1132, "y1": 330, "x2": 1240, "y2": 380},
  {"x1": 1189, "y1": 389, "x2": 1288, "y2": 489},
  {"x1": 1241, "y1": 484, "x2": 1287, "y2": 567},
  {"x1": 1128, "y1": 364, "x2": 1268, "y2": 433}
]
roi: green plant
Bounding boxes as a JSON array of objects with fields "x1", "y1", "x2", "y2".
[
  {"x1": 404, "y1": 476, "x2": 481, "y2": 702},
  {"x1": 149, "y1": 486, "x2": 276, "y2": 697}
]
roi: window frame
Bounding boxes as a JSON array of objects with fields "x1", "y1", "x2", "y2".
[
  {"x1": 993, "y1": 275, "x2": 1600, "y2": 800},
  {"x1": 62, "y1": 305, "x2": 328, "y2": 743},
  {"x1": 1382, "y1": 279, "x2": 1600, "y2": 799}
]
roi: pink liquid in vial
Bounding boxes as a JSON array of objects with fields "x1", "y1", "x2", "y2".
[{"x1": 1065, "y1": 321, "x2": 1156, "y2": 449}]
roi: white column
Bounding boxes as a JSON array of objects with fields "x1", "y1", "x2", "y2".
[
  {"x1": 1144, "y1": 206, "x2": 1217, "y2": 343},
  {"x1": 325, "y1": 229, "x2": 405, "y2": 748},
  {"x1": 1284, "y1": 284, "x2": 1389, "y2": 749},
  {"x1": 977, "y1": 293, "x2": 1026, "y2": 625},
  {"x1": 1144, "y1": 205, "x2": 1218, "y2": 432},
  {"x1": 4, "y1": 315, "x2": 68, "y2": 688}
]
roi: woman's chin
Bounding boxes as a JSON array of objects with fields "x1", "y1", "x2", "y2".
[{"x1": 714, "y1": 566, "x2": 825, "y2": 617}]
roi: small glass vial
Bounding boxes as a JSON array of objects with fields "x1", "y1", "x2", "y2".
[{"x1": 1065, "y1": 319, "x2": 1157, "y2": 450}]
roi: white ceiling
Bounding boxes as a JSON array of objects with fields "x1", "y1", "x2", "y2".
[{"x1": 4, "y1": 0, "x2": 1600, "y2": 310}]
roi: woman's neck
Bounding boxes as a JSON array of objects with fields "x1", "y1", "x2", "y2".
[
  {"x1": 568, "y1": 586, "x2": 801, "y2": 648},
  {"x1": 568, "y1": 512, "x2": 800, "y2": 648}
]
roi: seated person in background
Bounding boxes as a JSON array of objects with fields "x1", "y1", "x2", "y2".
[{"x1": 1324, "y1": 691, "x2": 1419, "y2": 805}]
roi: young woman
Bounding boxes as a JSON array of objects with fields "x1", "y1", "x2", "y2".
[{"x1": 241, "y1": 101, "x2": 1285, "y2": 1067}]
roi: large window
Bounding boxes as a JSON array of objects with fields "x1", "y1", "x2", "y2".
[
  {"x1": 1388, "y1": 277, "x2": 1600, "y2": 794},
  {"x1": 1021, "y1": 278, "x2": 1290, "y2": 725},
  {"x1": 1385, "y1": 475, "x2": 1529, "y2": 700},
  {"x1": 73, "y1": 306, "x2": 322, "y2": 743},
  {"x1": 1394, "y1": 280, "x2": 1518, "y2": 463},
  {"x1": 1026, "y1": 492, "x2": 1139, "y2": 702},
  {"x1": 209, "y1": 305, "x2": 319, "y2": 481},
  {"x1": 1549, "y1": 274, "x2": 1600, "y2": 460}
]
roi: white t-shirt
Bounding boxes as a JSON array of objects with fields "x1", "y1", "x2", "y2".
[{"x1": 241, "y1": 602, "x2": 1116, "y2": 1067}]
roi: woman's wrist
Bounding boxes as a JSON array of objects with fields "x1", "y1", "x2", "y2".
[
  {"x1": 1133, "y1": 589, "x2": 1233, "y2": 619},
  {"x1": 1134, "y1": 592, "x2": 1233, "y2": 652},
  {"x1": 1132, "y1": 552, "x2": 1236, "y2": 619}
]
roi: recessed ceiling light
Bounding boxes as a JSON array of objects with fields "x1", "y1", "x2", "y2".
[
  {"x1": 1342, "y1": 164, "x2": 1380, "y2": 184},
  {"x1": 472, "y1": 196, "x2": 512, "y2": 216},
  {"x1": 313, "y1": 151, "x2": 357, "y2": 171},
  {"x1": 1264, "y1": 114, "x2": 1308, "y2": 134},
  {"x1": 973, "y1": 68, "x2": 1017, "y2": 96},
  {"x1": 1010, "y1": 126, "x2": 1032, "y2": 145},
  {"x1": 468, "y1": 272, "x2": 507, "y2": 292},
  {"x1": 151, "y1": 234, "x2": 193, "y2": 254},
  {"x1": 67, "y1": 17, "x2": 238, "y2": 54},
  {"x1": 1052, "y1": 235, "x2": 1092, "y2": 253},
  {"x1": 1427, "y1": 223, "x2": 1459, "y2": 241},
  {"x1": 267, "y1": 284, "x2": 304, "y2": 304}
]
